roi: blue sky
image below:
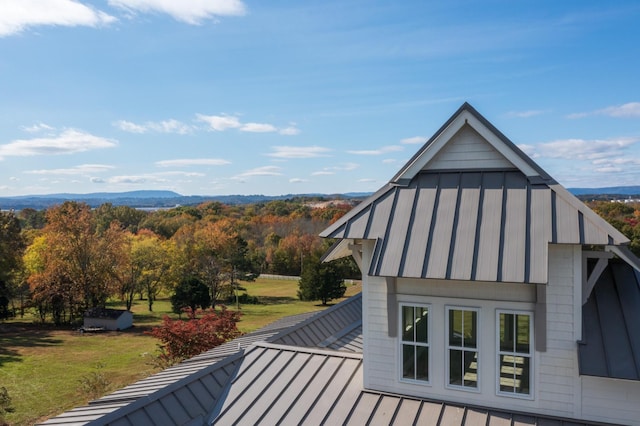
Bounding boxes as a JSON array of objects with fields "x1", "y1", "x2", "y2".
[{"x1": 1, "y1": 1, "x2": 639, "y2": 197}]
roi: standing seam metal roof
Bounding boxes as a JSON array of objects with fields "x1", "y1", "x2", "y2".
[
  {"x1": 323, "y1": 170, "x2": 626, "y2": 284},
  {"x1": 579, "y1": 261, "x2": 640, "y2": 380}
]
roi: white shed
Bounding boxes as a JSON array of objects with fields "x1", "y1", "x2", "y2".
[{"x1": 83, "y1": 308, "x2": 133, "y2": 331}]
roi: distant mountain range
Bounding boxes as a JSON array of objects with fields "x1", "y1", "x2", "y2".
[
  {"x1": 567, "y1": 186, "x2": 640, "y2": 197},
  {"x1": 0, "y1": 190, "x2": 372, "y2": 210},
  {"x1": 0, "y1": 186, "x2": 638, "y2": 210}
]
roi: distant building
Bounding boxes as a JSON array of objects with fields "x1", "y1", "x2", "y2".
[{"x1": 83, "y1": 308, "x2": 133, "y2": 331}]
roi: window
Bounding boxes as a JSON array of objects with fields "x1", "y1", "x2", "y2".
[
  {"x1": 497, "y1": 311, "x2": 533, "y2": 397},
  {"x1": 447, "y1": 307, "x2": 479, "y2": 390},
  {"x1": 400, "y1": 304, "x2": 429, "y2": 383}
]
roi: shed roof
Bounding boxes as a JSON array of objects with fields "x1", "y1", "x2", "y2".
[
  {"x1": 84, "y1": 308, "x2": 131, "y2": 319},
  {"x1": 321, "y1": 103, "x2": 629, "y2": 284},
  {"x1": 579, "y1": 260, "x2": 640, "y2": 380}
]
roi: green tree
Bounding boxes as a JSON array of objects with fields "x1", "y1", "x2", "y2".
[
  {"x1": 170, "y1": 277, "x2": 211, "y2": 315},
  {"x1": 0, "y1": 211, "x2": 25, "y2": 320},
  {"x1": 298, "y1": 255, "x2": 346, "y2": 305}
]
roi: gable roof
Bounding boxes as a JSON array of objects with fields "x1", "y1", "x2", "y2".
[{"x1": 321, "y1": 103, "x2": 630, "y2": 284}]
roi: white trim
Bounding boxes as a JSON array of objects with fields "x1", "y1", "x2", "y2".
[
  {"x1": 398, "y1": 302, "x2": 432, "y2": 385},
  {"x1": 445, "y1": 305, "x2": 481, "y2": 393},
  {"x1": 495, "y1": 309, "x2": 534, "y2": 400}
]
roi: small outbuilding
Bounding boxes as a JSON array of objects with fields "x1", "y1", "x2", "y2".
[{"x1": 83, "y1": 308, "x2": 133, "y2": 331}]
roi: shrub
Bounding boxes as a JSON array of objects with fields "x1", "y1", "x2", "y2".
[
  {"x1": 77, "y1": 363, "x2": 111, "y2": 400},
  {"x1": 147, "y1": 306, "x2": 242, "y2": 365}
]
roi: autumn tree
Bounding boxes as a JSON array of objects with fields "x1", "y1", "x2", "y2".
[
  {"x1": 174, "y1": 219, "x2": 256, "y2": 308},
  {"x1": 147, "y1": 306, "x2": 242, "y2": 365},
  {"x1": 26, "y1": 202, "x2": 125, "y2": 323},
  {"x1": 134, "y1": 232, "x2": 172, "y2": 311},
  {"x1": 94, "y1": 203, "x2": 148, "y2": 234}
]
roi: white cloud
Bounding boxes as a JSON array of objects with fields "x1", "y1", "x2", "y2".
[
  {"x1": 279, "y1": 126, "x2": 300, "y2": 136},
  {"x1": 312, "y1": 171, "x2": 334, "y2": 176},
  {"x1": 0, "y1": 0, "x2": 116, "y2": 37},
  {"x1": 567, "y1": 102, "x2": 640, "y2": 119},
  {"x1": 267, "y1": 146, "x2": 332, "y2": 159},
  {"x1": 22, "y1": 123, "x2": 55, "y2": 133},
  {"x1": 236, "y1": 166, "x2": 283, "y2": 178},
  {"x1": 289, "y1": 178, "x2": 306, "y2": 183},
  {"x1": 196, "y1": 113, "x2": 298, "y2": 135},
  {"x1": 382, "y1": 158, "x2": 398, "y2": 164},
  {"x1": 347, "y1": 145, "x2": 403, "y2": 155},
  {"x1": 90, "y1": 177, "x2": 105, "y2": 183},
  {"x1": 153, "y1": 171, "x2": 205, "y2": 177},
  {"x1": 114, "y1": 120, "x2": 147, "y2": 133},
  {"x1": 505, "y1": 110, "x2": 546, "y2": 118},
  {"x1": 197, "y1": 114, "x2": 242, "y2": 131},
  {"x1": 358, "y1": 178, "x2": 376, "y2": 183},
  {"x1": 114, "y1": 119, "x2": 192, "y2": 134},
  {"x1": 525, "y1": 137, "x2": 638, "y2": 162},
  {"x1": 108, "y1": 175, "x2": 148, "y2": 184},
  {"x1": 599, "y1": 102, "x2": 640, "y2": 118},
  {"x1": 25, "y1": 164, "x2": 115, "y2": 175},
  {"x1": 108, "y1": 0, "x2": 246, "y2": 25},
  {"x1": 400, "y1": 136, "x2": 425, "y2": 145},
  {"x1": 155, "y1": 158, "x2": 230, "y2": 167},
  {"x1": 240, "y1": 123, "x2": 278, "y2": 133},
  {"x1": 0, "y1": 129, "x2": 117, "y2": 159}
]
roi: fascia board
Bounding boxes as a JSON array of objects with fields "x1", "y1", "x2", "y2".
[{"x1": 393, "y1": 110, "x2": 472, "y2": 183}]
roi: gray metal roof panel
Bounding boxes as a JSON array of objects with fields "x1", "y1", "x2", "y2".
[
  {"x1": 325, "y1": 169, "x2": 630, "y2": 285},
  {"x1": 579, "y1": 261, "x2": 640, "y2": 380}
]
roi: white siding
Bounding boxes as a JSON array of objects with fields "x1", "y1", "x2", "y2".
[
  {"x1": 581, "y1": 377, "x2": 640, "y2": 425},
  {"x1": 536, "y1": 244, "x2": 581, "y2": 419},
  {"x1": 426, "y1": 125, "x2": 515, "y2": 171}
]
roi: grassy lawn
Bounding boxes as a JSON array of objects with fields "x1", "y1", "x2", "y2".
[{"x1": 0, "y1": 277, "x2": 361, "y2": 425}]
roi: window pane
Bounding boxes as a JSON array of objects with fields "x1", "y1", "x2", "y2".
[
  {"x1": 449, "y1": 349, "x2": 463, "y2": 386},
  {"x1": 500, "y1": 313, "x2": 514, "y2": 352},
  {"x1": 416, "y1": 307, "x2": 428, "y2": 343},
  {"x1": 402, "y1": 306, "x2": 414, "y2": 342},
  {"x1": 416, "y1": 346, "x2": 429, "y2": 381},
  {"x1": 463, "y1": 351, "x2": 478, "y2": 388},
  {"x1": 516, "y1": 314, "x2": 530, "y2": 354},
  {"x1": 465, "y1": 311, "x2": 477, "y2": 349},
  {"x1": 516, "y1": 356, "x2": 531, "y2": 394},
  {"x1": 402, "y1": 344, "x2": 415, "y2": 379},
  {"x1": 449, "y1": 310, "x2": 462, "y2": 347},
  {"x1": 499, "y1": 354, "x2": 515, "y2": 392}
]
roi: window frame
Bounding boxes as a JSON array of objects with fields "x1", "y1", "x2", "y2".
[
  {"x1": 398, "y1": 302, "x2": 431, "y2": 385},
  {"x1": 445, "y1": 306, "x2": 480, "y2": 392},
  {"x1": 496, "y1": 309, "x2": 534, "y2": 399}
]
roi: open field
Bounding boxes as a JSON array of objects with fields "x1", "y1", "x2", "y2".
[{"x1": 0, "y1": 277, "x2": 360, "y2": 426}]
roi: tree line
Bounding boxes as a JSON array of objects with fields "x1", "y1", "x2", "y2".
[{"x1": 0, "y1": 198, "x2": 359, "y2": 324}]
